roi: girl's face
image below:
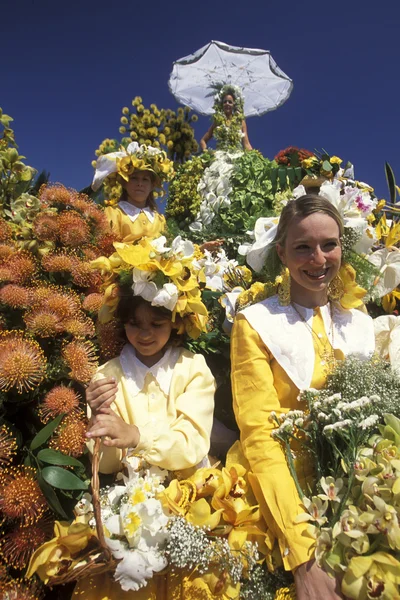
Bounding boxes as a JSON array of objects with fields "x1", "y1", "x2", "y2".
[
  {"x1": 222, "y1": 94, "x2": 235, "y2": 117},
  {"x1": 276, "y1": 212, "x2": 342, "y2": 307},
  {"x1": 124, "y1": 303, "x2": 172, "y2": 367},
  {"x1": 122, "y1": 171, "x2": 154, "y2": 208}
]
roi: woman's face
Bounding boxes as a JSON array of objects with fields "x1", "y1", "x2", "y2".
[
  {"x1": 222, "y1": 94, "x2": 235, "y2": 117},
  {"x1": 122, "y1": 171, "x2": 154, "y2": 207},
  {"x1": 276, "y1": 212, "x2": 342, "y2": 306},
  {"x1": 124, "y1": 303, "x2": 172, "y2": 367}
]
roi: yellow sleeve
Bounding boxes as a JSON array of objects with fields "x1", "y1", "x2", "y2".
[
  {"x1": 134, "y1": 353, "x2": 215, "y2": 471},
  {"x1": 231, "y1": 314, "x2": 314, "y2": 570}
]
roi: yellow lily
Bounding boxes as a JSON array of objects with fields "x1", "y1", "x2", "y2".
[
  {"x1": 26, "y1": 520, "x2": 96, "y2": 583},
  {"x1": 342, "y1": 551, "x2": 400, "y2": 599},
  {"x1": 337, "y1": 264, "x2": 367, "y2": 309}
]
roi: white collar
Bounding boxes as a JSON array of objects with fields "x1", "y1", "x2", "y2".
[
  {"x1": 241, "y1": 295, "x2": 375, "y2": 390},
  {"x1": 119, "y1": 344, "x2": 181, "y2": 397},
  {"x1": 118, "y1": 201, "x2": 155, "y2": 223}
]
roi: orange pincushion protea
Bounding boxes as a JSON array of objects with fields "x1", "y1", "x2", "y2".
[
  {"x1": 0, "y1": 519, "x2": 52, "y2": 569},
  {"x1": 24, "y1": 308, "x2": 64, "y2": 338},
  {"x1": 82, "y1": 293, "x2": 104, "y2": 314},
  {"x1": 39, "y1": 183, "x2": 75, "y2": 209},
  {"x1": 41, "y1": 252, "x2": 77, "y2": 273},
  {"x1": 0, "y1": 243, "x2": 17, "y2": 263},
  {"x1": 0, "y1": 576, "x2": 44, "y2": 600},
  {"x1": 0, "y1": 284, "x2": 32, "y2": 309},
  {"x1": 0, "y1": 332, "x2": 47, "y2": 393},
  {"x1": 80, "y1": 245, "x2": 103, "y2": 261},
  {"x1": 71, "y1": 261, "x2": 102, "y2": 290},
  {"x1": 96, "y1": 232, "x2": 121, "y2": 255},
  {"x1": 7, "y1": 252, "x2": 37, "y2": 284},
  {"x1": 36, "y1": 288, "x2": 81, "y2": 319},
  {"x1": 63, "y1": 316, "x2": 96, "y2": 338},
  {"x1": 57, "y1": 211, "x2": 91, "y2": 247},
  {"x1": 32, "y1": 213, "x2": 59, "y2": 241},
  {"x1": 62, "y1": 339, "x2": 98, "y2": 384},
  {"x1": 0, "y1": 466, "x2": 47, "y2": 525},
  {"x1": 0, "y1": 266, "x2": 13, "y2": 284},
  {"x1": 38, "y1": 385, "x2": 82, "y2": 423},
  {"x1": 49, "y1": 414, "x2": 88, "y2": 457},
  {"x1": 0, "y1": 218, "x2": 12, "y2": 242},
  {"x1": 0, "y1": 425, "x2": 17, "y2": 468}
]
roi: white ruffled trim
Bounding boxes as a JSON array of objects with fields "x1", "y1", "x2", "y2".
[
  {"x1": 241, "y1": 295, "x2": 375, "y2": 390},
  {"x1": 118, "y1": 201, "x2": 155, "y2": 223},
  {"x1": 119, "y1": 344, "x2": 181, "y2": 397}
]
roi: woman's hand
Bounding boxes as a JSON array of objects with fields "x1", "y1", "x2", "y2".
[
  {"x1": 86, "y1": 377, "x2": 117, "y2": 415},
  {"x1": 294, "y1": 560, "x2": 343, "y2": 600},
  {"x1": 86, "y1": 408, "x2": 140, "y2": 449}
]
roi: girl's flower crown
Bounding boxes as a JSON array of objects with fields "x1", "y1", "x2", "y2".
[
  {"x1": 92, "y1": 141, "x2": 175, "y2": 193},
  {"x1": 92, "y1": 235, "x2": 209, "y2": 339}
]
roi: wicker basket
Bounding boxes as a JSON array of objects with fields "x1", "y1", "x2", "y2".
[{"x1": 47, "y1": 438, "x2": 117, "y2": 586}]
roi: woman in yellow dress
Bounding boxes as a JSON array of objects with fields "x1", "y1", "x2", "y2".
[
  {"x1": 91, "y1": 141, "x2": 174, "y2": 243},
  {"x1": 230, "y1": 195, "x2": 375, "y2": 599}
]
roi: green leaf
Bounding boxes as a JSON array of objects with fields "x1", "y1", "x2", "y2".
[
  {"x1": 385, "y1": 162, "x2": 397, "y2": 205},
  {"x1": 30, "y1": 414, "x2": 64, "y2": 450},
  {"x1": 322, "y1": 160, "x2": 332, "y2": 172},
  {"x1": 37, "y1": 448, "x2": 84, "y2": 469},
  {"x1": 37, "y1": 471, "x2": 69, "y2": 519},
  {"x1": 30, "y1": 414, "x2": 64, "y2": 451},
  {"x1": 41, "y1": 466, "x2": 88, "y2": 490}
]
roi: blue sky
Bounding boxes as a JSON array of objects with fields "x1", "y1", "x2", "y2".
[{"x1": 2, "y1": 0, "x2": 399, "y2": 199}]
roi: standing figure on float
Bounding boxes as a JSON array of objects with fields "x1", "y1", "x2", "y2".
[{"x1": 200, "y1": 84, "x2": 252, "y2": 152}]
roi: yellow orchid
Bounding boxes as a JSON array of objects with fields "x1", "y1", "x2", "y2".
[
  {"x1": 113, "y1": 239, "x2": 156, "y2": 271},
  {"x1": 189, "y1": 569, "x2": 240, "y2": 599},
  {"x1": 188, "y1": 467, "x2": 224, "y2": 498},
  {"x1": 26, "y1": 520, "x2": 96, "y2": 583},
  {"x1": 186, "y1": 498, "x2": 223, "y2": 530},
  {"x1": 382, "y1": 289, "x2": 400, "y2": 313},
  {"x1": 342, "y1": 552, "x2": 400, "y2": 599},
  {"x1": 159, "y1": 479, "x2": 190, "y2": 516},
  {"x1": 337, "y1": 264, "x2": 367, "y2": 309}
]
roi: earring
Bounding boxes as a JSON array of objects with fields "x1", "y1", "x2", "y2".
[
  {"x1": 328, "y1": 274, "x2": 344, "y2": 301},
  {"x1": 278, "y1": 267, "x2": 291, "y2": 306}
]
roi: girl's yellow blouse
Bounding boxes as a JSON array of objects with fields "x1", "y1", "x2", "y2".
[
  {"x1": 105, "y1": 206, "x2": 165, "y2": 243},
  {"x1": 230, "y1": 311, "x2": 345, "y2": 571}
]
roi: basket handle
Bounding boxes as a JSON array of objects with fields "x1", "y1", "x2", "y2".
[{"x1": 91, "y1": 437, "x2": 112, "y2": 558}]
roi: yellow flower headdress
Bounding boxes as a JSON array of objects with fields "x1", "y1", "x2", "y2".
[
  {"x1": 91, "y1": 141, "x2": 174, "y2": 196},
  {"x1": 91, "y1": 235, "x2": 208, "y2": 339}
]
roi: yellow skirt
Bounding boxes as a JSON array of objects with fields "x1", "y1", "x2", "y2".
[{"x1": 73, "y1": 570, "x2": 215, "y2": 600}]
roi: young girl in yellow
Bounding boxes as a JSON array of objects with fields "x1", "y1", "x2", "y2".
[
  {"x1": 73, "y1": 289, "x2": 215, "y2": 600},
  {"x1": 91, "y1": 142, "x2": 174, "y2": 243}
]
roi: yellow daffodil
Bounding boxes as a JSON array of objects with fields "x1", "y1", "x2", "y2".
[
  {"x1": 26, "y1": 521, "x2": 96, "y2": 583},
  {"x1": 337, "y1": 264, "x2": 367, "y2": 309},
  {"x1": 330, "y1": 156, "x2": 343, "y2": 165},
  {"x1": 302, "y1": 157, "x2": 318, "y2": 169}
]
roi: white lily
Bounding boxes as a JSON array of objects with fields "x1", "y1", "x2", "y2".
[
  {"x1": 368, "y1": 247, "x2": 400, "y2": 297},
  {"x1": 132, "y1": 268, "x2": 158, "y2": 302},
  {"x1": 374, "y1": 314, "x2": 400, "y2": 374},
  {"x1": 239, "y1": 216, "x2": 279, "y2": 272},
  {"x1": 344, "y1": 218, "x2": 376, "y2": 255},
  {"x1": 151, "y1": 283, "x2": 179, "y2": 311}
]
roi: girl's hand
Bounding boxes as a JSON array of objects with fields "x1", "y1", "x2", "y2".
[
  {"x1": 294, "y1": 560, "x2": 343, "y2": 600},
  {"x1": 86, "y1": 408, "x2": 140, "y2": 449},
  {"x1": 86, "y1": 377, "x2": 117, "y2": 414}
]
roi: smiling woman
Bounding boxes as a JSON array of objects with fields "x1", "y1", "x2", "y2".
[{"x1": 230, "y1": 194, "x2": 375, "y2": 600}]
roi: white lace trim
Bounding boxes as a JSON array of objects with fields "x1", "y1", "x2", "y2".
[
  {"x1": 119, "y1": 344, "x2": 181, "y2": 397},
  {"x1": 118, "y1": 201, "x2": 155, "y2": 223},
  {"x1": 241, "y1": 295, "x2": 375, "y2": 390}
]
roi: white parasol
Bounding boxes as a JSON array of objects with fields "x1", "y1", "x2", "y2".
[{"x1": 169, "y1": 40, "x2": 293, "y2": 117}]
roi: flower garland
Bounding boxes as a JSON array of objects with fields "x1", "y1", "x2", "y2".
[{"x1": 212, "y1": 84, "x2": 245, "y2": 151}]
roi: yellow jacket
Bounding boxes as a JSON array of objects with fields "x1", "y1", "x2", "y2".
[
  {"x1": 230, "y1": 297, "x2": 374, "y2": 571},
  {"x1": 91, "y1": 347, "x2": 215, "y2": 475},
  {"x1": 105, "y1": 205, "x2": 165, "y2": 243}
]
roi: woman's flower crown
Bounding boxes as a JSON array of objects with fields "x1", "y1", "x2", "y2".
[
  {"x1": 92, "y1": 235, "x2": 209, "y2": 339},
  {"x1": 92, "y1": 141, "x2": 175, "y2": 193}
]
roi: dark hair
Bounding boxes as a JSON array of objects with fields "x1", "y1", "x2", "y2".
[
  {"x1": 115, "y1": 290, "x2": 183, "y2": 347},
  {"x1": 274, "y1": 194, "x2": 344, "y2": 249}
]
